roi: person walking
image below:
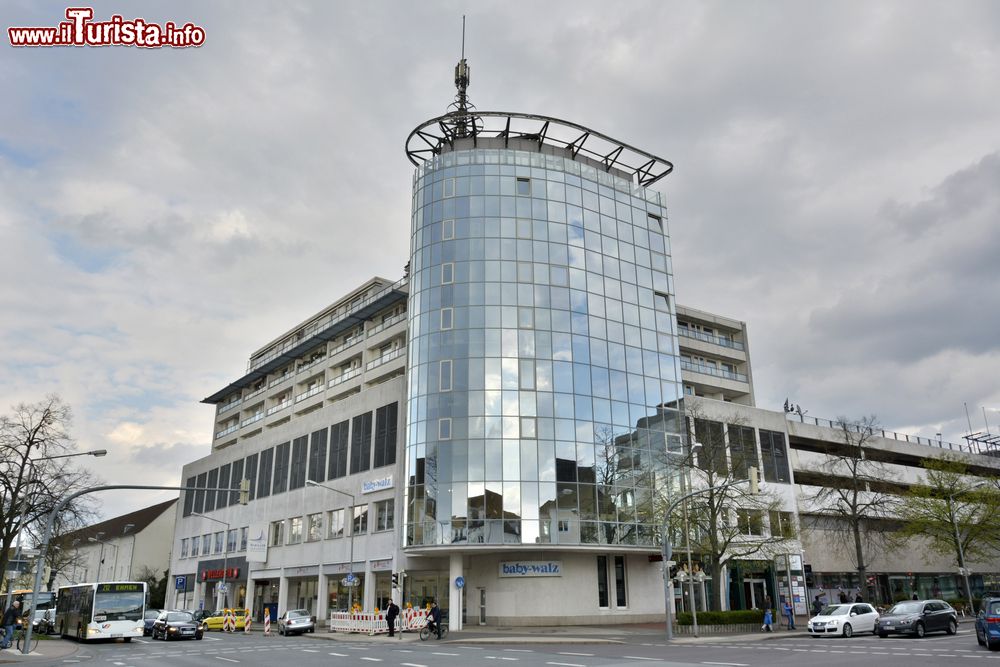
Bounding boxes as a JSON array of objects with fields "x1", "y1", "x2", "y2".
[
  {"x1": 386, "y1": 599, "x2": 400, "y2": 637},
  {"x1": 854, "y1": 591, "x2": 863, "y2": 603},
  {"x1": 812, "y1": 595, "x2": 824, "y2": 616},
  {"x1": 428, "y1": 600, "x2": 442, "y2": 640},
  {"x1": 783, "y1": 600, "x2": 795, "y2": 630},
  {"x1": 761, "y1": 607, "x2": 773, "y2": 632},
  {"x1": 1, "y1": 600, "x2": 20, "y2": 650},
  {"x1": 838, "y1": 589, "x2": 848, "y2": 604}
]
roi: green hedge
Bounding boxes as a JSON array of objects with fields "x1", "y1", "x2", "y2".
[
  {"x1": 676, "y1": 609, "x2": 764, "y2": 626},
  {"x1": 946, "y1": 597, "x2": 980, "y2": 613}
]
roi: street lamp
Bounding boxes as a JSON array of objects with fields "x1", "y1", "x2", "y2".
[
  {"x1": 191, "y1": 513, "x2": 231, "y2": 609},
  {"x1": 4, "y1": 449, "x2": 108, "y2": 612},
  {"x1": 306, "y1": 480, "x2": 357, "y2": 613},
  {"x1": 949, "y1": 481, "x2": 989, "y2": 615}
]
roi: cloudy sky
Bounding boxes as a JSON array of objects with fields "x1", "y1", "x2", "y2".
[{"x1": 3, "y1": 0, "x2": 999, "y2": 518}]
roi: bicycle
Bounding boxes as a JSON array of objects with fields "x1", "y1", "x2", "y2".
[
  {"x1": 419, "y1": 621, "x2": 449, "y2": 641},
  {"x1": 14, "y1": 624, "x2": 39, "y2": 653}
]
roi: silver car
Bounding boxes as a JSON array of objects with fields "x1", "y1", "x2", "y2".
[{"x1": 277, "y1": 609, "x2": 315, "y2": 636}]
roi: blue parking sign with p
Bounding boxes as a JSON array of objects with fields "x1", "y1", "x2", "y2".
[{"x1": 175, "y1": 575, "x2": 186, "y2": 590}]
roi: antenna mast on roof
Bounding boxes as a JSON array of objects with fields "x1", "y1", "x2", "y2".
[{"x1": 445, "y1": 15, "x2": 479, "y2": 140}]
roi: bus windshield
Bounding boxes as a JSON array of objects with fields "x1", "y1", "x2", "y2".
[{"x1": 94, "y1": 588, "x2": 144, "y2": 622}]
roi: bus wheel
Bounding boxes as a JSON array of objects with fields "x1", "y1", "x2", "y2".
[{"x1": 124, "y1": 638, "x2": 131, "y2": 643}]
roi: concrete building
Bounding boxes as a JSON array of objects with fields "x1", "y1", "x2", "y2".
[
  {"x1": 52, "y1": 499, "x2": 176, "y2": 589},
  {"x1": 168, "y1": 56, "x2": 1000, "y2": 628}
]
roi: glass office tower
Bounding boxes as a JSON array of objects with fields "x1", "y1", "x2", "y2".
[{"x1": 402, "y1": 60, "x2": 683, "y2": 623}]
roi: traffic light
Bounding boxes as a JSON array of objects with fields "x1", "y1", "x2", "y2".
[
  {"x1": 748, "y1": 466, "x2": 759, "y2": 495},
  {"x1": 392, "y1": 572, "x2": 399, "y2": 588},
  {"x1": 239, "y1": 478, "x2": 250, "y2": 505}
]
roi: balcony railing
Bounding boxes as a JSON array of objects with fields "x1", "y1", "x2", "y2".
[
  {"x1": 368, "y1": 312, "x2": 406, "y2": 337},
  {"x1": 247, "y1": 277, "x2": 407, "y2": 372},
  {"x1": 244, "y1": 385, "x2": 266, "y2": 401},
  {"x1": 218, "y1": 397, "x2": 242, "y2": 414},
  {"x1": 677, "y1": 327, "x2": 745, "y2": 351},
  {"x1": 269, "y1": 373, "x2": 293, "y2": 389},
  {"x1": 215, "y1": 424, "x2": 239, "y2": 439},
  {"x1": 788, "y1": 414, "x2": 996, "y2": 456},
  {"x1": 366, "y1": 347, "x2": 405, "y2": 370},
  {"x1": 240, "y1": 412, "x2": 264, "y2": 428},
  {"x1": 266, "y1": 400, "x2": 291, "y2": 416},
  {"x1": 297, "y1": 355, "x2": 327, "y2": 375},
  {"x1": 295, "y1": 385, "x2": 324, "y2": 403},
  {"x1": 328, "y1": 367, "x2": 362, "y2": 388},
  {"x1": 329, "y1": 336, "x2": 362, "y2": 358},
  {"x1": 680, "y1": 359, "x2": 747, "y2": 383}
]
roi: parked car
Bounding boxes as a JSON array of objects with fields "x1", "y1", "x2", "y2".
[
  {"x1": 142, "y1": 609, "x2": 164, "y2": 636},
  {"x1": 277, "y1": 609, "x2": 315, "y2": 635},
  {"x1": 808, "y1": 602, "x2": 879, "y2": 637},
  {"x1": 203, "y1": 609, "x2": 247, "y2": 631},
  {"x1": 878, "y1": 599, "x2": 958, "y2": 638},
  {"x1": 150, "y1": 610, "x2": 204, "y2": 641},
  {"x1": 976, "y1": 596, "x2": 1000, "y2": 650},
  {"x1": 30, "y1": 608, "x2": 54, "y2": 635}
]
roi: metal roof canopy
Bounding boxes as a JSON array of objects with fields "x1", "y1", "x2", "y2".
[
  {"x1": 406, "y1": 111, "x2": 674, "y2": 188},
  {"x1": 965, "y1": 431, "x2": 1000, "y2": 448},
  {"x1": 202, "y1": 284, "x2": 408, "y2": 405}
]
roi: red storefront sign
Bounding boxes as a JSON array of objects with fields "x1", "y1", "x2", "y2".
[{"x1": 202, "y1": 567, "x2": 240, "y2": 581}]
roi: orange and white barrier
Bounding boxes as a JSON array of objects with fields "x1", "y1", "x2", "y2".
[
  {"x1": 327, "y1": 608, "x2": 427, "y2": 635},
  {"x1": 244, "y1": 609, "x2": 251, "y2": 634},
  {"x1": 223, "y1": 608, "x2": 234, "y2": 632},
  {"x1": 263, "y1": 612, "x2": 271, "y2": 636}
]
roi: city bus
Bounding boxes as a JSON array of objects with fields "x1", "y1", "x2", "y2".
[
  {"x1": 55, "y1": 582, "x2": 146, "y2": 642},
  {"x1": 10, "y1": 589, "x2": 56, "y2": 611}
]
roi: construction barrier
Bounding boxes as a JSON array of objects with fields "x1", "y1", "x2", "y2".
[
  {"x1": 328, "y1": 608, "x2": 428, "y2": 635},
  {"x1": 244, "y1": 609, "x2": 251, "y2": 634},
  {"x1": 223, "y1": 608, "x2": 234, "y2": 632},
  {"x1": 263, "y1": 612, "x2": 271, "y2": 636}
]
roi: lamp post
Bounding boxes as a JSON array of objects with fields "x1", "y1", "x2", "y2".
[
  {"x1": 306, "y1": 480, "x2": 357, "y2": 613},
  {"x1": 3, "y1": 449, "x2": 107, "y2": 613},
  {"x1": 192, "y1": 513, "x2": 231, "y2": 609},
  {"x1": 948, "y1": 481, "x2": 988, "y2": 615}
]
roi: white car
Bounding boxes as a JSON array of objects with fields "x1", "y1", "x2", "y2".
[{"x1": 808, "y1": 602, "x2": 880, "y2": 637}]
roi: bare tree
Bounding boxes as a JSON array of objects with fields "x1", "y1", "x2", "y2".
[
  {"x1": 0, "y1": 396, "x2": 100, "y2": 584},
  {"x1": 674, "y1": 409, "x2": 789, "y2": 611},
  {"x1": 799, "y1": 415, "x2": 901, "y2": 601}
]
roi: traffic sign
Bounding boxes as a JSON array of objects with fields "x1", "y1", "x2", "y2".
[
  {"x1": 175, "y1": 575, "x2": 187, "y2": 590},
  {"x1": 340, "y1": 577, "x2": 360, "y2": 587},
  {"x1": 455, "y1": 576, "x2": 465, "y2": 589},
  {"x1": 345, "y1": 572, "x2": 356, "y2": 583}
]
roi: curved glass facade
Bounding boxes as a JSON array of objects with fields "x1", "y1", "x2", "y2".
[{"x1": 404, "y1": 144, "x2": 685, "y2": 549}]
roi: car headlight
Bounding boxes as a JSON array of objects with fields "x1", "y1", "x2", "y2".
[{"x1": 168, "y1": 627, "x2": 178, "y2": 632}]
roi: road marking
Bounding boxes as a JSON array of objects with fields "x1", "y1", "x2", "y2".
[
  {"x1": 359, "y1": 659, "x2": 383, "y2": 663},
  {"x1": 215, "y1": 659, "x2": 239, "y2": 664},
  {"x1": 622, "y1": 657, "x2": 658, "y2": 662},
  {"x1": 432, "y1": 652, "x2": 459, "y2": 656},
  {"x1": 329, "y1": 653, "x2": 348, "y2": 657},
  {"x1": 301, "y1": 649, "x2": 319, "y2": 653},
  {"x1": 558, "y1": 652, "x2": 593, "y2": 657},
  {"x1": 547, "y1": 662, "x2": 585, "y2": 667},
  {"x1": 701, "y1": 663, "x2": 750, "y2": 667},
  {"x1": 504, "y1": 649, "x2": 534, "y2": 652},
  {"x1": 400, "y1": 663, "x2": 427, "y2": 667}
]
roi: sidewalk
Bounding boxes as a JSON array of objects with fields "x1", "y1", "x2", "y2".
[{"x1": 0, "y1": 639, "x2": 79, "y2": 663}]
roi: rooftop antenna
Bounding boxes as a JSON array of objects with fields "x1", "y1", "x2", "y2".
[
  {"x1": 445, "y1": 15, "x2": 479, "y2": 140},
  {"x1": 965, "y1": 402, "x2": 975, "y2": 435},
  {"x1": 984, "y1": 406, "x2": 993, "y2": 435}
]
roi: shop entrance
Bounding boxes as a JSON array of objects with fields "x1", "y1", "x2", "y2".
[{"x1": 744, "y1": 578, "x2": 767, "y2": 609}]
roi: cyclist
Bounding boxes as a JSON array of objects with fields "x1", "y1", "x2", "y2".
[
  {"x1": 1, "y1": 600, "x2": 20, "y2": 649},
  {"x1": 427, "y1": 600, "x2": 442, "y2": 640}
]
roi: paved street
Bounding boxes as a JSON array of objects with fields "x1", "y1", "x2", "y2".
[{"x1": 3, "y1": 628, "x2": 997, "y2": 667}]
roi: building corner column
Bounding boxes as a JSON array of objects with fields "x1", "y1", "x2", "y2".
[
  {"x1": 245, "y1": 578, "x2": 256, "y2": 620},
  {"x1": 278, "y1": 573, "x2": 289, "y2": 619},
  {"x1": 317, "y1": 571, "x2": 328, "y2": 627},
  {"x1": 449, "y1": 553, "x2": 463, "y2": 632}
]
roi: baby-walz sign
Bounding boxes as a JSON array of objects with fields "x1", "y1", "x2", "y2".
[{"x1": 499, "y1": 561, "x2": 562, "y2": 577}]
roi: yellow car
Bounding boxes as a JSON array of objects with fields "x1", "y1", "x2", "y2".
[{"x1": 201, "y1": 609, "x2": 247, "y2": 631}]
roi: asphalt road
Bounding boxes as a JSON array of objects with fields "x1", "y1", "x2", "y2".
[{"x1": 14, "y1": 627, "x2": 998, "y2": 667}]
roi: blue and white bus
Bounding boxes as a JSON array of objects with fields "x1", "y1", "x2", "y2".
[{"x1": 55, "y1": 582, "x2": 146, "y2": 642}]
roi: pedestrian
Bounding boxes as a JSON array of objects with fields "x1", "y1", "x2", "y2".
[
  {"x1": 386, "y1": 599, "x2": 400, "y2": 637},
  {"x1": 912, "y1": 592, "x2": 919, "y2": 600},
  {"x1": 838, "y1": 589, "x2": 848, "y2": 604},
  {"x1": 1, "y1": 600, "x2": 20, "y2": 650},
  {"x1": 783, "y1": 600, "x2": 795, "y2": 630},
  {"x1": 428, "y1": 600, "x2": 442, "y2": 640},
  {"x1": 764, "y1": 594, "x2": 773, "y2": 611},
  {"x1": 761, "y1": 607, "x2": 773, "y2": 632},
  {"x1": 855, "y1": 591, "x2": 863, "y2": 603},
  {"x1": 812, "y1": 595, "x2": 824, "y2": 616}
]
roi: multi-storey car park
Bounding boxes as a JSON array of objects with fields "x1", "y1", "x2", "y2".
[{"x1": 168, "y1": 57, "x2": 1000, "y2": 628}]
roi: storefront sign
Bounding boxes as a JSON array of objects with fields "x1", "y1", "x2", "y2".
[
  {"x1": 499, "y1": 561, "x2": 562, "y2": 577},
  {"x1": 246, "y1": 524, "x2": 268, "y2": 562},
  {"x1": 362, "y1": 475, "x2": 393, "y2": 494},
  {"x1": 201, "y1": 567, "x2": 239, "y2": 581}
]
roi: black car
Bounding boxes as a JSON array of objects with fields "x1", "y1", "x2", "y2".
[
  {"x1": 142, "y1": 609, "x2": 163, "y2": 636},
  {"x1": 151, "y1": 610, "x2": 204, "y2": 641},
  {"x1": 878, "y1": 599, "x2": 958, "y2": 638}
]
